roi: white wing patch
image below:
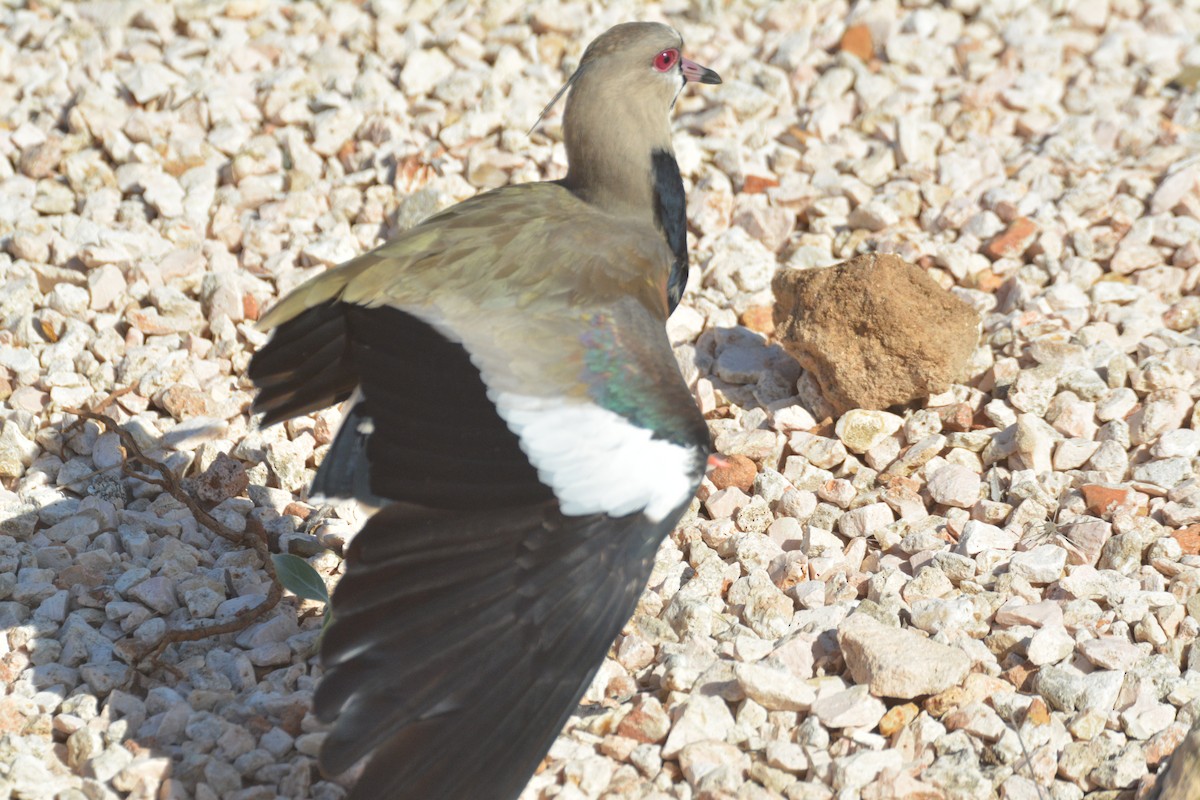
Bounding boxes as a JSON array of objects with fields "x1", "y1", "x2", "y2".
[
  {"x1": 493, "y1": 392, "x2": 700, "y2": 523},
  {"x1": 408, "y1": 304, "x2": 703, "y2": 522}
]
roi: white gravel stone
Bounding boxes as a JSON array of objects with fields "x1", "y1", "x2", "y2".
[
  {"x1": 679, "y1": 740, "x2": 749, "y2": 788},
  {"x1": 142, "y1": 172, "x2": 185, "y2": 218},
  {"x1": 705, "y1": 487, "x2": 750, "y2": 519},
  {"x1": 733, "y1": 662, "x2": 816, "y2": 712},
  {"x1": 811, "y1": 685, "x2": 886, "y2": 729},
  {"x1": 957, "y1": 520, "x2": 1018, "y2": 555},
  {"x1": 1153, "y1": 428, "x2": 1200, "y2": 459},
  {"x1": 1026, "y1": 624, "x2": 1075, "y2": 666},
  {"x1": 126, "y1": 577, "x2": 178, "y2": 615},
  {"x1": 925, "y1": 463, "x2": 981, "y2": 508},
  {"x1": 765, "y1": 740, "x2": 809, "y2": 773},
  {"x1": 833, "y1": 749, "x2": 903, "y2": 793},
  {"x1": 1129, "y1": 388, "x2": 1191, "y2": 446},
  {"x1": 835, "y1": 410, "x2": 904, "y2": 454},
  {"x1": 1121, "y1": 695, "x2": 1176, "y2": 740},
  {"x1": 2, "y1": 4, "x2": 1198, "y2": 798},
  {"x1": 838, "y1": 614, "x2": 971, "y2": 699},
  {"x1": 1132, "y1": 456, "x2": 1192, "y2": 490},
  {"x1": 662, "y1": 695, "x2": 736, "y2": 759},
  {"x1": 1079, "y1": 637, "x2": 1147, "y2": 671},
  {"x1": 944, "y1": 703, "x2": 1007, "y2": 742},
  {"x1": 401, "y1": 49, "x2": 457, "y2": 97},
  {"x1": 837, "y1": 502, "x2": 894, "y2": 539},
  {"x1": 1009, "y1": 544, "x2": 1068, "y2": 584},
  {"x1": 1053, "y1": 438, "x2": 1101, "y2": 470},
  {"x1": 121, "y1": 62, "x2": 182, "y2": 104}
]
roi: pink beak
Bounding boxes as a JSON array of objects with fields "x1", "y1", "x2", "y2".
[{"x1": 681, "y1": 56, "x2": 721, "y2": 85}]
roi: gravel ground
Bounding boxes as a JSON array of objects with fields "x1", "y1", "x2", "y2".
[{"x1": 2, "y1": 0, "x2": 1200, "y2": 798}]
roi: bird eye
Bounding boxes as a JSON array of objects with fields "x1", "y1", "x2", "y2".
[{"x1": 653, "y1": 49, "x2": 679, "y2": 72}]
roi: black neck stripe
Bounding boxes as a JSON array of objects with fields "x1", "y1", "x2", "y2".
[{"x1": 651, "y1": 149, "x2": 687, "y2": 314}]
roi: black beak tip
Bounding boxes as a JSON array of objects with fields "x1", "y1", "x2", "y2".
[{"x1": 682, "y1": 62, "x2": 722, "y2": 86}]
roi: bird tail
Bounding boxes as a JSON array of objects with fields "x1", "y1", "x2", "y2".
[{"x1": 313, "y1": 500, "x2": 675, "y2": 800}]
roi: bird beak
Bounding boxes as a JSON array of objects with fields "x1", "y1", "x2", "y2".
[{"x1": 681, "y1": 56, "x2": 721, "y2": 85}]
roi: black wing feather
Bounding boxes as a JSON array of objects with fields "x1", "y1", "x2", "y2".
[
  {"x1": 249, "y1": 302, "x2": 553, "y2": 508},
  {"x1": 247, "y1": 297, "x2": 707, "y2": 800},
  {"x1": 315, "y1": 500, "x2": 680, "y2": 800}
]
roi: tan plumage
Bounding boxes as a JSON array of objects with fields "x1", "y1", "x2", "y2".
[
  {"x1": 258, "y1": 183, "x2": 671, "y2": 334},
  {"x1": 559, "y1": 24, "x2": 681, "y2": 210},
  {"x1": 256, "y1": 184, "x2": 674, "y2": 416},
  {"x1": 249, "y1": 21, "x2": 720, "y2": 800},
  {"x1": 257, "y1": 23, "x2": 711, "y2": 336}
]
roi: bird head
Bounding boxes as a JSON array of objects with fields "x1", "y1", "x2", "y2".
[
  {"x1": 533, "y1": 23, "x2": 721, "y2": 135},
  {"x1": 541, "y1": 22, "x2": 721, "y2": 211},
  {"x1": 574, "y1": 21, "x2": 721, "y2": 109}
]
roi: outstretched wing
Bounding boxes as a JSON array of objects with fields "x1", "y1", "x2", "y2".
[{"x1": 247, "y1": 189, "x2": 710, "y2": 799}]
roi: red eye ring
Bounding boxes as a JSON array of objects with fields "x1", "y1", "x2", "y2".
[{"x1": 654, "y1": 49, "x2": 679, "y2": 72}]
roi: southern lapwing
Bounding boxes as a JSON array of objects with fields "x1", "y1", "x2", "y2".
[{"x1": 248, "y1": 21, "x2": 721, "y2": 800}]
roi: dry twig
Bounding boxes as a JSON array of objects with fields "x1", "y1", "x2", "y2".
[{"x1": 64, "y1": 405, "x2": 283, "y2": 668}]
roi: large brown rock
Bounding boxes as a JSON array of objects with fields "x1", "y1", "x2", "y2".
[{"x1": 772, "y1": 254, "x2": 981, "y2": 413}]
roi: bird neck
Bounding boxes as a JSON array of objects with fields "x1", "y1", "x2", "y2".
[
  {"x1": 559, "y1": 80, "x2": 688, "y2": 310},
  {"x1": 559, "y1": 71, "x2": 676, "y2": 218},
  {"x1": 562, "y1": 139, "x2": 667, "y2": 217}
]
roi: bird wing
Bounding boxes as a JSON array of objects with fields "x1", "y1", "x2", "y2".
[
  {"x1": 314, "y1": 499, "x2": 686, "y2": 800},
  {"x1": 247, "y1": 181, "x2": 712, "y2": 800},
  {"x1": 257, "y1": 181, "x2": 672, "y2": 332}
]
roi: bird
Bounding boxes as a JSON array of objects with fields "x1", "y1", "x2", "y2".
[{"x1": 247, "y1": 21, "x2": 721, "y2": 800}]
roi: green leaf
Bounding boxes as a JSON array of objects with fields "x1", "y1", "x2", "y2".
[{"x1": 272, "y1": 553, "x2": 330, "y2": 604}]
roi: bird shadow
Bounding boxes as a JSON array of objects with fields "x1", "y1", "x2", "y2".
[
  {"x1": 688, "y1": 323, "x2": 821, "y2": 431},
  {"x1": 2, "y1": 411, "x2": 341, "y2": 797}
]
